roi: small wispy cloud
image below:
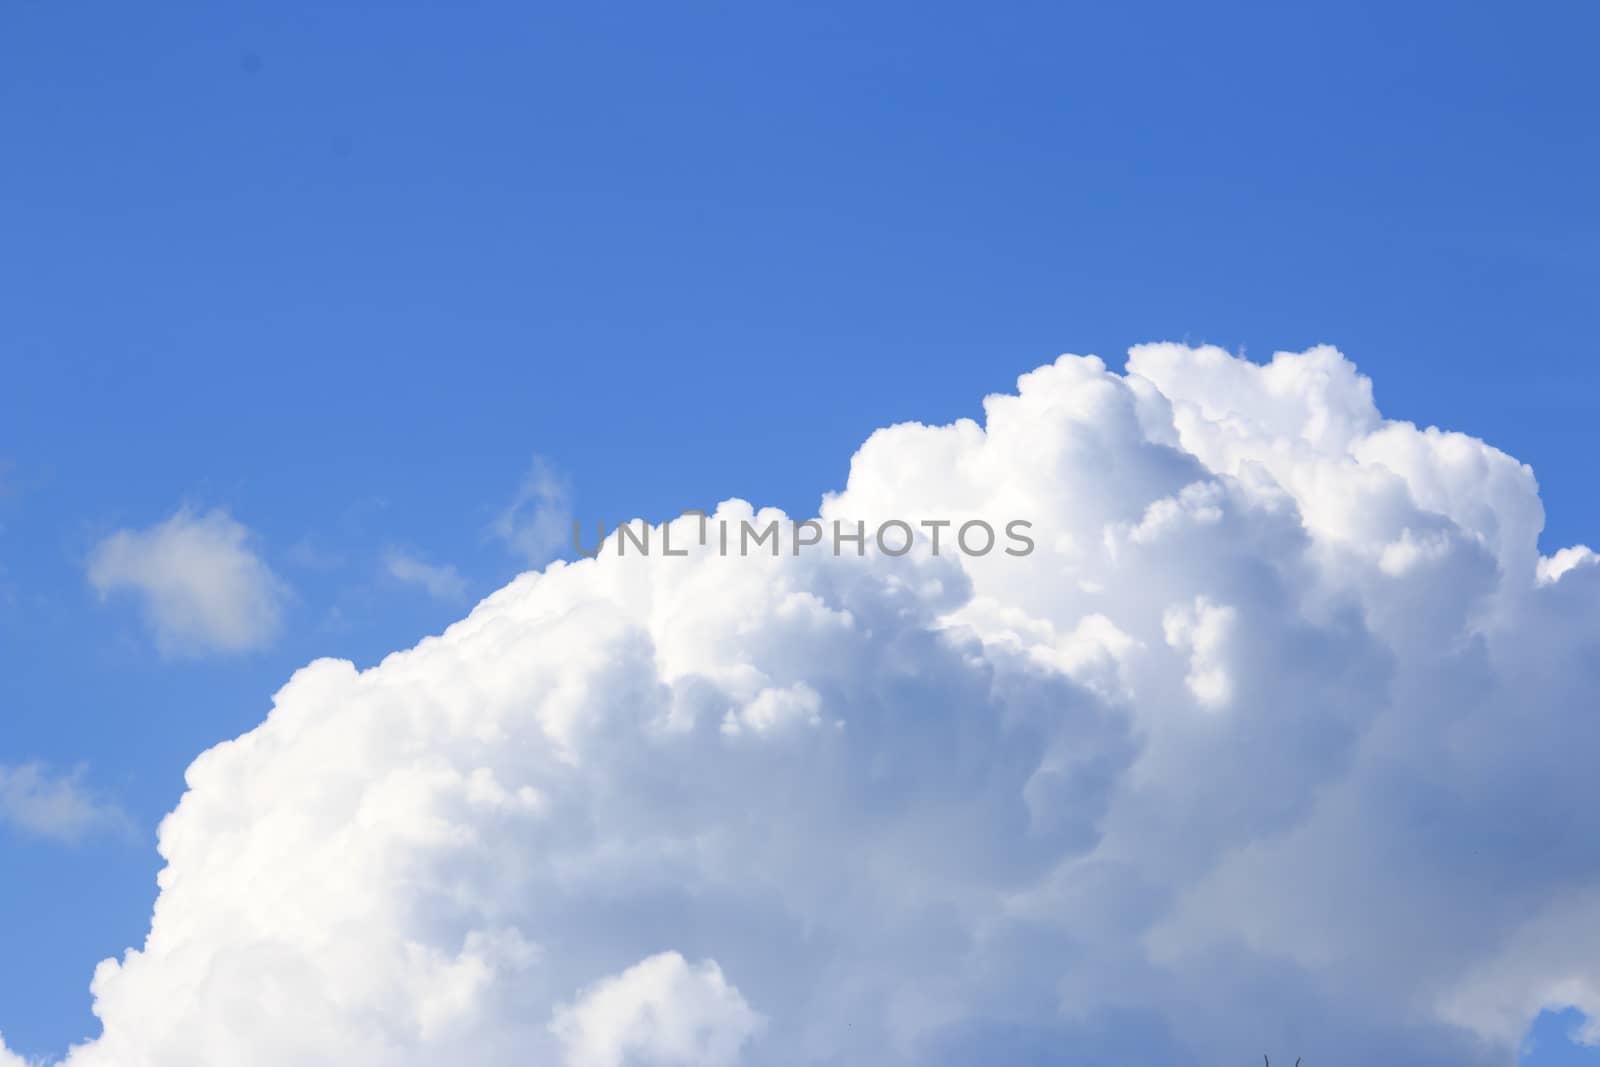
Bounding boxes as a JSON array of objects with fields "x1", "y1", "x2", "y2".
[
  {"x1": 0, "y1": 762, "x2": 132, "y2": 843},
  {"x1": 87, "y1": 507, "x2": 287, "y2": 657},
  {"x1": 286, "y1": 537, "x2": 346, "y2": 572},
  {"x1": 384, "y1": 550, "x2": 469, "y2": 601},
  {"x1": 491, "y1": 456, "x2": 571, "y2": 565}
]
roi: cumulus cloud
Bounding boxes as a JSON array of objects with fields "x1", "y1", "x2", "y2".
[
  {"x1": 0, "y1": 763, "x2": 130, "y2": 843},
  {"x1": 491, "y1": 456, "x2": 571, "y2": 565},
  {"x1": 10, "y1": 344, "x2": 1600, "y2": 1066},
  {"x1": 87, "y1": 508, "x2": 286, "y2": 656},
  {"x1": 550, "y1": 952, "x2": 764, "y2": 1067},
  {"x1": 385, "y1": 551, "x2": 470, "y2": 601}
]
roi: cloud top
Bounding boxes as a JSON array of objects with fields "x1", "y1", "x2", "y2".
[{"x1": 550, "y1": 953, "x2": 764, "y2": 1067}]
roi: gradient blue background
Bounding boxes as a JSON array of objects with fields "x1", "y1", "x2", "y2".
[{"x1": 2, "y1": 1, "x2": 1597, "y2": 1060}]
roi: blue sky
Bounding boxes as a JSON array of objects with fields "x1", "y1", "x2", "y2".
[{"x1": 2, "y1": 2, "x2": 1598, "y2": 1063}]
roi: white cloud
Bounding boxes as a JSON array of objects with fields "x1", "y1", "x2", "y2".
[
  {"x1": 720, "y1": 682, "x2": 825, "y2": 737},
  {"x1": 1537, "y1": 543, "x2": 1596, "y2": 586},
  {"x1": 9, "y1": 345, "x2": 1600, "y2": 1066},
  {"x1": 1161, "y1": 595, "x2": 1237, "y2": 709},
  {"x1": 491, "y1": 456, "x2": 571, "y2": 565},
  {"x1": 0, "y1": 763, "x2": 129, "y2": 843},
  {"x1": 384, "y1": 551, "x2": 469, "y2": 601},
  {"x1": 550, "y1": 953, "x2": 764, "y2": 1067},
  {"x1": 87, "y1": 508, "x2": 286, "y2": 656}
]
